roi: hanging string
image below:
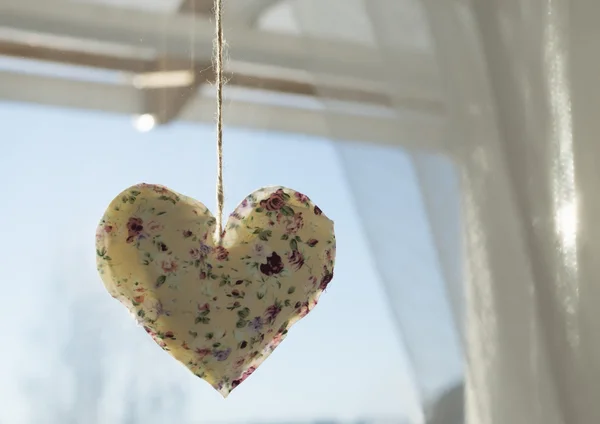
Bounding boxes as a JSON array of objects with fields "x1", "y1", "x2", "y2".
[{"x1": 213, "y1": 0, "x2": 225, "y2": 242}]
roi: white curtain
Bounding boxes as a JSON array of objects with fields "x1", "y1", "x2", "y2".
[
  {"x1": 422, "y1": 1, "x2": 600, "y2": 423},
  {"x1": 289, "y1": 0, "x2": 600, "y2": 423},
  {"x1": 287, "y1": 0, "x2": 465, "y2": 421}
]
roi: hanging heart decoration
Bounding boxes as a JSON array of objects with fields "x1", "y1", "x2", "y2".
[{"x1": 96, "y1": 183, "x2": 336, "y2": 397}]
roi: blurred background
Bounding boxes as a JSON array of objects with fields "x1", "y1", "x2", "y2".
[{"x1": 1, "y1": 1, "x2": 597, "y2": 424}]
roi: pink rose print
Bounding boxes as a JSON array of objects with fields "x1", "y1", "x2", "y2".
[
  {"x1": 230, "y1": 212, "x2": 243, "y2": 220},
  {"x1": 319, "y1": 267, "x2": 334, "y2": 291},
  {"x1": 326, "y1": 249, "x2": 333, "y2": 262},
  {"x1": 189, "y1": 248, "x2": 202, "y2": 259},
  {"x1": 294, "y1": 192, "x2": 309, "y2": 203},
  {"x1": 195, "y1": 348, "x2": 212, "y2": 358},
  {"x1": 296, "y1": 301, "x2": 311, "y2": 318},
  {"x1": 285, "y1": 212, "x2": 304, "y2": 234},
  {"x1": 214, "y1": 246, "x2": 229, "y2": 261},
  {"x1": 231, "y1": 366, "x2": 256, "y2": 389},
  {"x1": 150, "y1": 185, "x2": 169, "y2": 195},
  {"x1": 126, "y1": 217, "x2": 144, "y2": 243},
  {"x1": 144, "y1": 326, "x2": 167, "y2": 348},
  {"x1": 233, "y1": 357, "x2": 246, "y2": 369},
  {"x1": 161, "y1": 260, "x2": 178, "y2": 274},
  {"x1": 260, "y1": 252, "x2": 284, "y2": 276},
  {"x1": 95, "y1": 227, "x2": 105, "y2": 243},
  {"x1": 271, "y1": 332, "x2": 284, "y2": 346},
  {"x1": 266, "y1": 332, "x2": 285, "y2": 353},
  {"x1": 287, "y1": 250, "x2": 305, "y2": 271},
  {"x1": 230, "y1": 289, "x2": 244, "y2": 298},
  {"x1": 264, "y1": 302, "x2": 282, "y2": 324},
  {"x1": 260, "y1": 189, "x2": 286, "y2": 211},
  {"x1": 147, "y1": 220, "x2": 163, "y2": 233}
]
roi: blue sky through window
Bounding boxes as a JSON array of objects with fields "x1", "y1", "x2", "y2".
[{"x1": 0, "y1": 102, "x2": 453, "y2": 423}]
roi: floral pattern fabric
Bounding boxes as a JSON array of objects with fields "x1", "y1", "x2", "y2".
[{"x1": 96, "y1": 183, "x2": 336, "y2": 397}]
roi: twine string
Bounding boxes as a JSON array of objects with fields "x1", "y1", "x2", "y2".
[{"x1": 213, "y1": 0, "x2": 225, "y2": 242}]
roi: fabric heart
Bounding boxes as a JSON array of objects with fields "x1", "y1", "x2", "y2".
[{"x1": 95, "y1": 183, "x2": 335, "y2": 397}]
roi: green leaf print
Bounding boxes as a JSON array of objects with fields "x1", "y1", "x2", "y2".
[
  {"x1": 159, "y1": 195, "x2": 177, "y2": 205},
  {"x1": 155, "y1": 275, "x2": 167, "y2": 288},
  {"x1": 258, "y1": 230, "x2": 272, "y2": 241},
  {"x1": 237, "y1": 307, "x2": 250, "y2": 319},
  {"x1": 195, "y1": 316, "x2": 210, "y2": 324},
  {"x1": 280, "y1": 205, "x2": 294, "y2": 216}
]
